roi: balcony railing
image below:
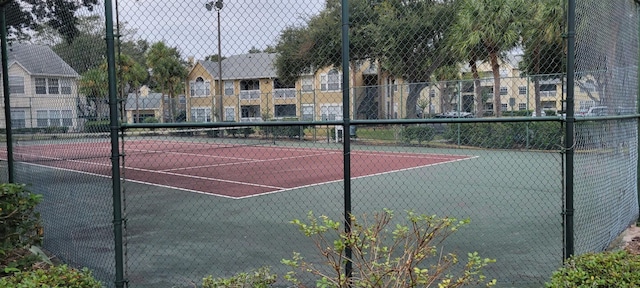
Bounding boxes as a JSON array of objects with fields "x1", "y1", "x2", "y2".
[
  {"x1": 274, "y1": 88, "x2": 296, "y2": 99},
  {"x1": 240, "y1": 90, "x2": 260, "y2": 100}
]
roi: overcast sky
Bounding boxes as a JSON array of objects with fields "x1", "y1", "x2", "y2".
[{"x1": 113, "y1": 0, "x2": 325, "y2": 60}]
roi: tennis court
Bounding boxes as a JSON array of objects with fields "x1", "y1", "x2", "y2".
[{"x1": 4, "y1": 135, "x2": 475, "y2": 199}]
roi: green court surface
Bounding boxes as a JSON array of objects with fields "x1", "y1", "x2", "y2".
[{"x1": 14, "y1": 142, "x2": 563, "y2": 287}]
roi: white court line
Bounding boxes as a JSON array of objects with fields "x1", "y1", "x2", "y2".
[
  {"x1": 0, "y1": 151, "x2": 479, "y2": 200},
  {"x1": 160, "y1": 151, "x2": 339, "y2": 172},
  {"x1": 233, "y1": 155, "x2": 479, "y2": 199}
]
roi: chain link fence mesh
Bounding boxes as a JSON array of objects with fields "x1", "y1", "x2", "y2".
[
  {"x1": 0, "y1": 0, "x2": 638, "y2": 287},
  {"x1": 573, "y1": 0, "x2": 639, "y2": 255}
]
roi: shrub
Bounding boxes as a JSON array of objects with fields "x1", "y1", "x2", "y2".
[
  {"x1": 142, "y1": 116, "x2": 159, "y2": 123},
  {"x1": 84, "y1": 120, "x2": 110, "y2": 133},
  {"x1": 400, "y1": 125, "x2": 435, "y2": 144},
  {"x1": 546, "y1": 250, "x2": 640, "y2": 287},
  {"x1": 283, "y1": 210, "x2": 496, "y2": 287},
  {"x1": 0, "y1": 184, "x2": 42, "y2": 258},
  {"x1": 0, "y1": 265, "x2": 101, "y2": 287},
  {"x1": 443, "y1": 122, "x2": 562, "y2": 150},
  {"x1": 1, "y1": 184, "x2": 42, "y2": 276},
  {"x1": 202, "y1": 266, "x2": 276, "y2": 288},
  {"x1": 226, "y1": 127, "x2": 256, "y2": 138}
]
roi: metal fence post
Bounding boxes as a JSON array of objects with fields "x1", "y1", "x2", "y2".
[
  {"x1": 104, "y1": 0, "x2": 126, "y2": 286},
  {"x1": 1, "y1": 4, "x2": 15, "y2": 183},
  {"x1": 564, "y1": 0, "x2": 577, "y2": 259}
]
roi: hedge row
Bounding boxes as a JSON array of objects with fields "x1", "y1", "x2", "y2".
[
  {"x1": 0, "y1": 126, "x2": 69, "y2": 134},
  {"x1": 443, "y1": 122, "x2": 563, "y2": 150}
]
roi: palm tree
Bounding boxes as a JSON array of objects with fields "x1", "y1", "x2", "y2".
[
  {"x1": 146, "y1": 42, "x2": 188, "y2": 122},
  {"x1": 448, "y1": 0, "x2": 526, "y2": 117},
  {"x1": 117, "y1": 54, "x2": 148, "y2": 122},
  {"x1": 520, "y1": 0, "x2": 564, "y2": 116},
  {"x1": 79, "y1": 67, "x2": 108, "y2": 120}
]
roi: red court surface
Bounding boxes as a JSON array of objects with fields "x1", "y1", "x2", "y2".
[{"x1": 4, "y1": 140, "x2": 475, "y2": 199}]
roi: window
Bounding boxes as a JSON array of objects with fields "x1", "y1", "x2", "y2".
[
  {"x1": 301, "y1": 76, "x2": 314, "y2": 93},
  {"x1": 240, "y1": 79, "x2": 260, "y2": 99},
  {"x1": 35, "y1": 78, "x2": 46, "y2": 94},
  {"x1": 224, "y1": 107, "x2": 235, "y2": 121},
  {"x1": 499, "y1": 69, "x2": 509, "y2": 77},
  {"x1": 48, "y1": 78, "x2": 59, "y2": 94},
  {"x1": 275, "y1": 104, "x2": 296, "y2": 118},
  {"x1": 134, "y1": 113, "x2": 155, "y2": 123},
  {"x1": 60, "y1": 79, "x2": 72, "y2": 94},
  {"x1": 190, "y1": 77, "x2": 210, "y2": 97},
  {"x1": 518, "y1": 103, "x2": 527, "y2": 110},
  {"x1": 501, "y1": 103, "x2": 508, "y2": 110},
  {"x1": 540, "y1": 84, "x2": 557, "y2": 96},
  {"x1": 9, "y1": 76, "x2": 24, "y2": 94},
  {"x1": 500, "y1": 87, "x2": 508, "y2": 95},
  {"x1": 10, "y1": 110, "x2": 25, "y2": 128},
  {"x1": 429, "y1": 90, "x2": 436, "y2": 98},
  {"x1": 302, "y1": 104, "x2": 314, "y2": 121},
  {"x1": 542, "y1": 101, "x2": 555, "y2": 109},
  {"x1": 274, "y1": 79, "x2": 296, "y2": 98},
  {"x1": 190, "y1": 107, "x2": 211, "y2": 122},
  {"x1": 484, "y1": 103, "x2": 493, "y2": 111},
  {"x1": 518, "y1": 86, "x2": 527, "y2": 95},
  {"x1": 240, "y1": 105, "x2": 261, "y2": 121},
  {"x1": 224, "y1": 81, "x2": 234, "y2": 96},
  {"x1": 36, "y1": 110, "x2": 72, "y2": 127},
  {"x1": 320, "y1": 69, "x2": 341, "y2": 91},
  {"x1": 321, "y1": 104, "x2": 342, "y2": 120}
]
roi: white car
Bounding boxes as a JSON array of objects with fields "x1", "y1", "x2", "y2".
[{"x1": 580, "y1": 106, "x2": 608, "y2": 117}]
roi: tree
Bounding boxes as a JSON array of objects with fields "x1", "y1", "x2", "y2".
[
  {"x1": 520, "y1": 0, "x2": 564, "y2": 116},
  {"x1": 375, "y1": 0, "x2": 457, "y2": 118},
  {"x1": 117, "y1": 54, "x2": 148, "y2": 122},
  {"x1": 275, "y1": 0, "x2": 379, "y2": 117},
  {"x1": 79, "y1": 66, "x2": 108, "y2": 120},
  {"x1": 4, "y1": 0, "x2": 98, "y2": 44},
  {"x1": 448, "y1": 0, "x2": 526, "y2": 117},
  {"x1": 574, "y1": 0, "x2": 637, "y2": 109},
  {"x1": 204, "y1": 54, "x2": 226, "y2": 62},
  {"x1": 146, "y1": 42, "x2": 188, "y2": 123}
]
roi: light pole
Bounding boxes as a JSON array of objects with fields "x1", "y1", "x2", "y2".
[{"x1": 206, "y1": 0, "x2": 224, "y2": 122}]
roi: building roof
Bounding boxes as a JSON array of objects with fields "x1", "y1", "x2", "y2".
[
  {"x1": 125, "y1": 92, "x2": 163, "y2": 110},
  {"x1": 6, "y1": 43, "x2": 79, "y2": 77},
  {"x1": 198, "y1": 53, "x2": 278, "y2": 80}
]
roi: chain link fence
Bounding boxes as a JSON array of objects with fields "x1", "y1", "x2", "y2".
[{"x1": 0, "y1": 0, "x2": 638, "y2": 287}]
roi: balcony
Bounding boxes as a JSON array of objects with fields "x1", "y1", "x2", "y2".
[
  {"x1": 240, "y1": 90, "x2": 260, "y2": 100},
  {"x1": 274, "y1": 88, "x2": 296, "y2": 99}
]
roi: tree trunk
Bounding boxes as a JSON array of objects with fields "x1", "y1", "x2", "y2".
[
  {"x1": 490, "y1": 51, "x2": 502, "y2": 117},
  {"x1": 533, "y1": 46, "x2": 541, "y2": 116},
  {"x1": 405, "y1": 82, "x2": 428, "y2": 118},
  {"x1": 471, "y1": 60, "x2": 483, "y2": 118}
]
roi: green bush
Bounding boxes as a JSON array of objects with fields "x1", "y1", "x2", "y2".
[
  {"x1": 84, "y1": 120, "x2": 110, "y2": 133},
  {"x1": 546, "y1": 250, "x2": 640, "y2": 287},
  {"x1": 283, "y1": 210, "x2": 496, "y2": 287},
  {"x1": 0, "y1": 127, "x2": 69, "y2": 134},
  {"x1": 263, "y1": 118, "x2": 306, "y2": 139},
  {"x1": 142, "y1": 116, "x2": 159, "y2": 123},
  {"x1": 226, "y1": 127, "x2": 256, "y2": 138},
  {"x1": 443, "y1": 122, "x2": 562, "y2": 150},
  {"x1": 203, "y1": 266, "x2": 276, "y2": 288},
  {"x1": 0, "y1": 265, "x2": 101, "y2": 287},
  {"x1": 400, "y1": 125, "x2": 435, "y2": 144},
  {"x1": 0, "y1": 184, "x2": 42, "y2": 259}
]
